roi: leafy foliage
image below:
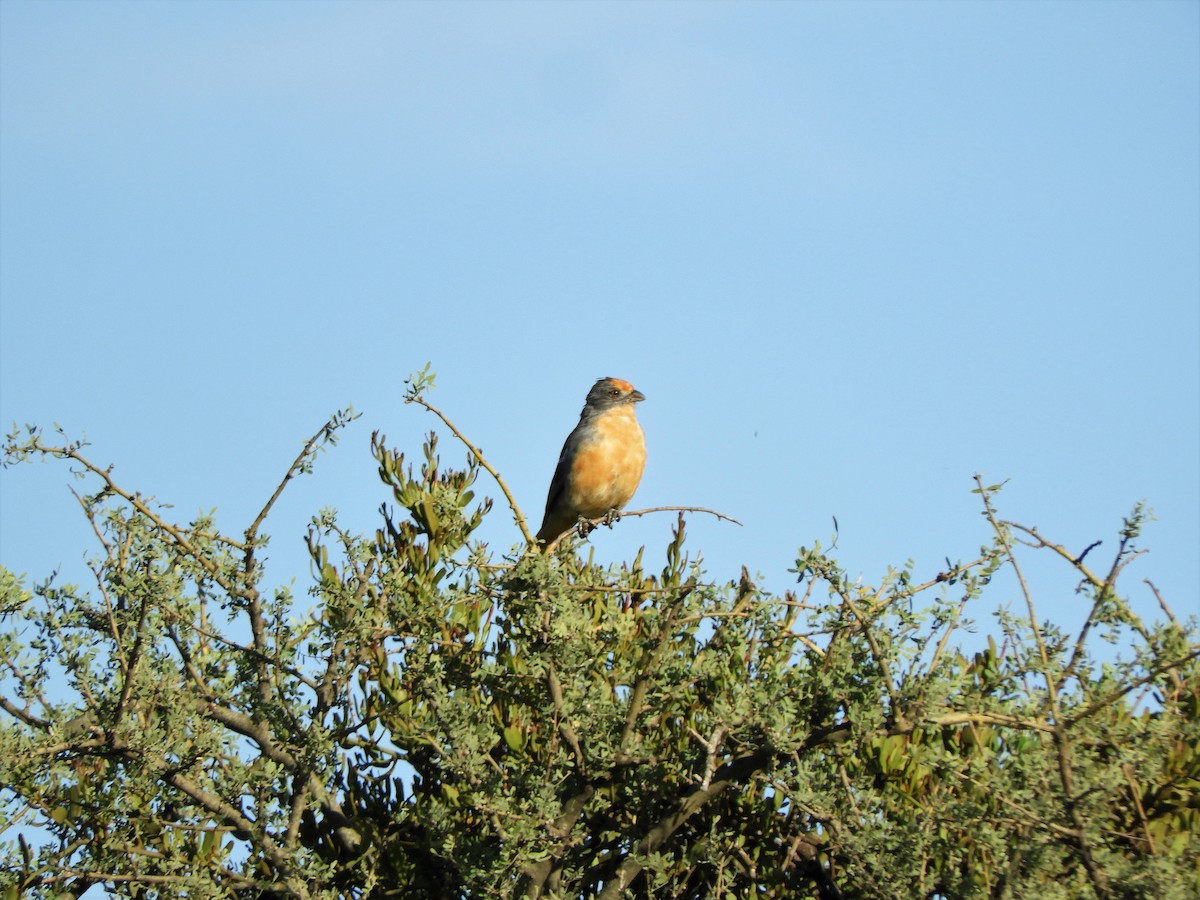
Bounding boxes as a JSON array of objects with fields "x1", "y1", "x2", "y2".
[{"x1": 1, "y1": 387, "x2": 1197, "y2": 899}]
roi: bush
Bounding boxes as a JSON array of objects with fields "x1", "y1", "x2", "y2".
[{"x1": 1, "y1": 378, "x2": 1196, "y2": 899}]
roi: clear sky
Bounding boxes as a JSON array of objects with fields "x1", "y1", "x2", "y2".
[{"x1": 2, "y1": 1, "x2": 1197, "y2": 641}]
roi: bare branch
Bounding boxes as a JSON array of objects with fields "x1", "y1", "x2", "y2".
[
  {"x1": 405, "y1": 390, "x2": 535, "y2": 546},
  {"x1": 615, "y1": 505, "x2": 742, "y2": 527},
  {"x1": 540, "y1": 506, "x2": 741, "y2": 553},
  {"x1": 245, "y1": 408, "x2": 358, "y2": 544}
]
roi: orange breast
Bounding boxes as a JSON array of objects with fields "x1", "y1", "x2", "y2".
[{"x1": 567, "y1": 409, "x2": 646, "y2": 518}]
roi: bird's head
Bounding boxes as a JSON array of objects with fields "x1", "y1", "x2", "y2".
[{"x1": 583, "y1": 377, "x2": 645, "y2": 414}]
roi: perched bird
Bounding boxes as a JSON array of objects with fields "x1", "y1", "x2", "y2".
[{"x1": 536, "y1": 377, "x2": 647, "y2": 548}]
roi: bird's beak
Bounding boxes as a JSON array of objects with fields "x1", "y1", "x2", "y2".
[{"x1": 630, "y1": 389, "x2": 646, "y2": 403}]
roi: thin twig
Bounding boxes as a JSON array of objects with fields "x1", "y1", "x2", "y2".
[
  {"x1": 925, "y1": 595, "x2": 971, "y2": 679},
  {"x1": 32, "y1": 443, "x2": 240, "y2": 595},
  {"x1": 1002, "y1": 521, "x2": 1103, "y2": 590},
  {"x1": 246, "y1": 409, "x2": 358, "y2": 543},
  {"x1": 930, "y1": 710, "x2": 1055, "y2": 735},
  {"x1": 542, "y1": 506, "x2": 743, "y2": 553},
  {"x1": 406, "y1": 393, "x2": 535, "y2": 545},
  {"x1": 616, "y1": 505, "x2": 742, "y2": 526},
  {"x1": 1122, "y1": 764, "x2": 1157, "y2": 855},
  {"x1": 1066, "y1": 648, "x2": 1200, "y2": 727},
  {"x1": 1143, "y1": 579, "x2": 1178, "y2": 627}
]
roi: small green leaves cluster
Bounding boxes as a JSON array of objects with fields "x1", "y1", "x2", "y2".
[{"x1": 0, "y1": 404, "x2": 1196, "y2": 899}]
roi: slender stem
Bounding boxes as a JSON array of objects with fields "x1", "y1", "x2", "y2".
[{"x1": 407, "y1": 393, "x2": 536, "y2": 545}]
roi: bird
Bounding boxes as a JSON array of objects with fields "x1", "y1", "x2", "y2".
[{"x1": 535, "y1": 377, "x2": 647, "y2": 548}]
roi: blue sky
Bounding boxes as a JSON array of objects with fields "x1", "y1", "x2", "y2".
[{"x1": 2, "y1": 1, "x2": 1197, "y2": 641}]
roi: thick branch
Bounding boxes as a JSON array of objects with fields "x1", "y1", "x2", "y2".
[{"x1": 596, "y1": 750, "x2": 769, "y2": 900}]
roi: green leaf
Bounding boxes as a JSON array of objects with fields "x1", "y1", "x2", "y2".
[{"x1": 503, "y1": 724, "x2": 526, "y2": 752}]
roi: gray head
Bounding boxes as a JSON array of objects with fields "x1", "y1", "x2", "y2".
[{"x1": 581, "y1": 377, "x2": 645, "y2": 416}]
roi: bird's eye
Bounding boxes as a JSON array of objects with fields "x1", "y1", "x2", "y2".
[{"x1": 609, "y1": 389, "x2": 620, "y2": 397}]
